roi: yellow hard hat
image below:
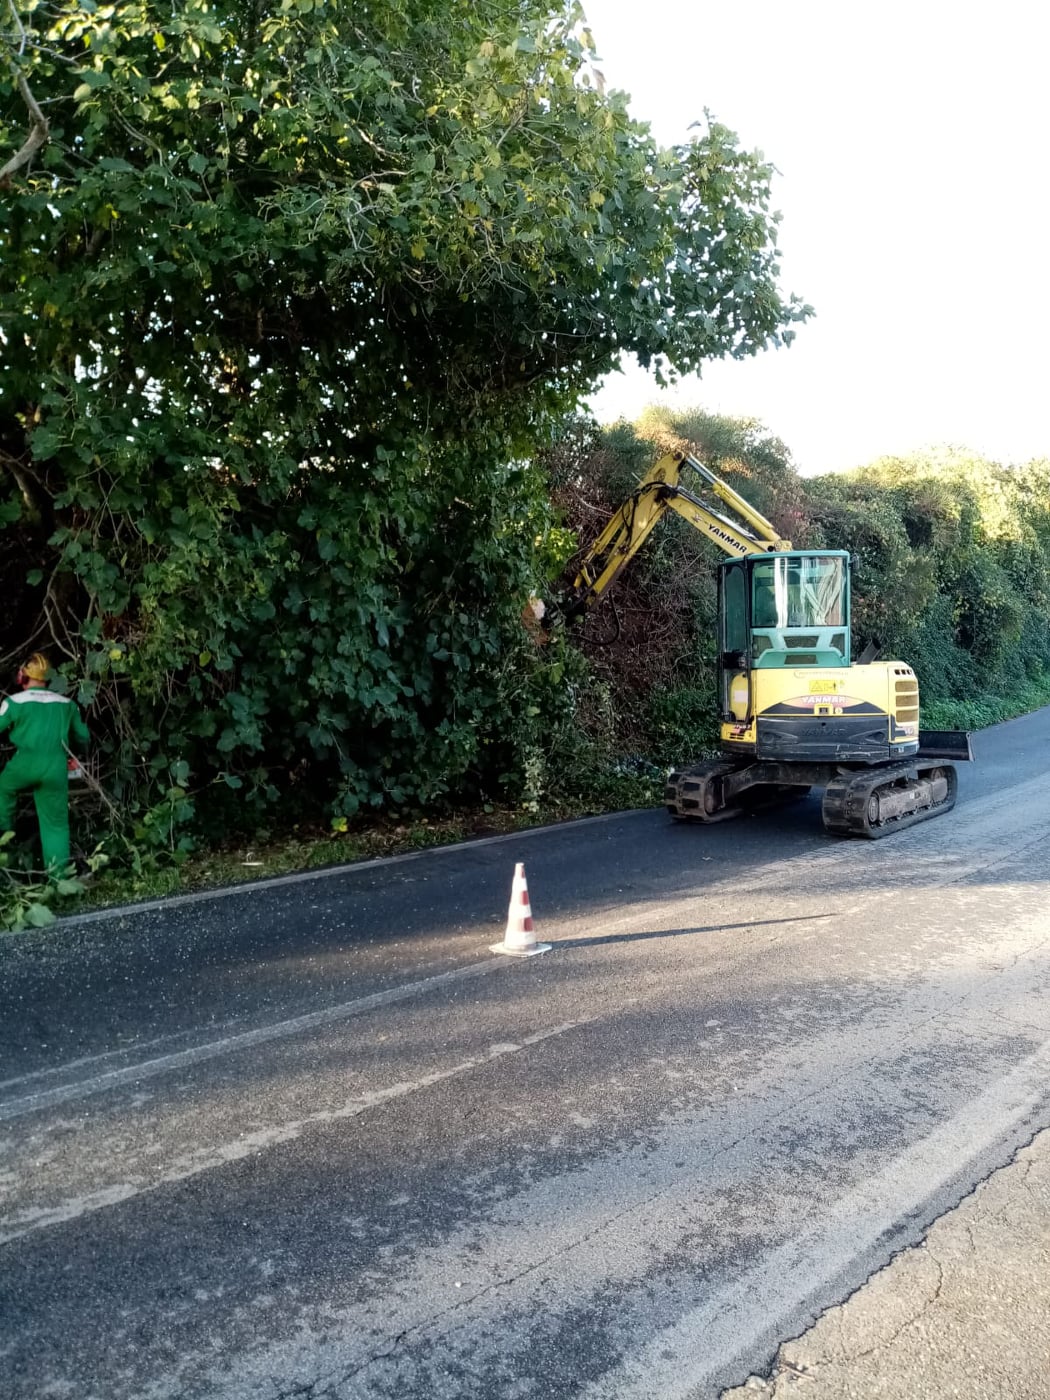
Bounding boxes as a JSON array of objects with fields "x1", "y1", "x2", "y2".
[{"x1": 20, "y1": 653, "x2": 50, "y2": 684}]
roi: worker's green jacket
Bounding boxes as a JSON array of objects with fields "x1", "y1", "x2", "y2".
[{"x1": 0, "y1": 687, "x2": 89, "y2": 758}]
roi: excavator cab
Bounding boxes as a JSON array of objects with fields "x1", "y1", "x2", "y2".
[
  {"x1": 747, "y1": 553, "x2": 850, "y2": 666},
  {"x1": 718, "y1": 551, "x2": 851, "y2": 719},
  {"x1": 722, "y1": 552, "x2": 850, "y2": 665}
]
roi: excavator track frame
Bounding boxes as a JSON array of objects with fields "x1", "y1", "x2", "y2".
[
  {"x1": 665, "y1": 759, "x2": 748, "y2": 822},
  {"x1": 666, "y1": 756, "x2": 958, "y2": 838},
  {"x1": 666, "y1": 758, "x2": 813, "y2": 824},
  {"x1": 821, "y1": 760, "x2": 957, "y2": 838}
]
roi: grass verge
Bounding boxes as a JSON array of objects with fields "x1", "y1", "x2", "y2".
[{"x1": 920, "y1": 675, "x2": 1050, "y2": 732}]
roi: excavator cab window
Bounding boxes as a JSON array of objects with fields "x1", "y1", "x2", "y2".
[
  {"x1": 721, "y1": 562, "x2": 748, "y2": 659},
  {"x1": 748, "y1": 552, "x2": 850, "y2": 669},
  {"x1": 718, "y1": 562, "x2": 751, "y2": 720}
]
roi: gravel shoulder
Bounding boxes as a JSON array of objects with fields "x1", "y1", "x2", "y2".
[{"x1": 724, "y1": 1127, "x2": 1050, "y2": 1400}]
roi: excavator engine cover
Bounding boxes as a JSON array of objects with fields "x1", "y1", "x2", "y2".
[{"x1": 754, "y1": 714, "x2": 913, "y2": 763}]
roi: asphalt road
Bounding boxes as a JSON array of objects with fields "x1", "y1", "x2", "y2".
[{"x1": 2, "y1": 709, "x2": 1049, "y2": 1399}]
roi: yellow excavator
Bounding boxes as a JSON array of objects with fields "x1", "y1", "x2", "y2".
[{"x1": 557, "y1": 450, "x2": 972, "y2": 838}]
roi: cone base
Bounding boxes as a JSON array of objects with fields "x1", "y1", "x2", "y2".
[{"x1": 490, "y1": 941, "x2": 552, "y2": 958}]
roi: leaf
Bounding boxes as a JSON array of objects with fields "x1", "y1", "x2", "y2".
[
  {"x1": 31, "y1": 426, "x2": 62, "y2": 460},
  {"x1": 24, "y1": 902, "x2": 57, "y2": 928},
  {"x1": 77, "y1": 68, "x2": 111, "y2": 90}
]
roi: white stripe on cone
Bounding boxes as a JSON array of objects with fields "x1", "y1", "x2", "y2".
[{"x1": 490, "y1": 862, "x2": 551, "y2": 957}]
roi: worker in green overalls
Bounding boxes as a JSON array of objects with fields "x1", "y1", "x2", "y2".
[{"x1": 0, "y1": 653, "x2": 89, "y2": 874}]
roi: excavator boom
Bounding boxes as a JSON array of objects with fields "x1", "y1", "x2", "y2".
[{"x1": 565, "y1": 452, "x2": 791, "y2": 619}]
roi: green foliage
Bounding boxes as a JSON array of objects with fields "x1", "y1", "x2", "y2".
[
  {"x1": 921, "y1": 674, "x2": 1050, "y2": 732},
  {"x1": 635, "y1": 404, "x2": 813, "y2": 545},
  {"x1": 809, "y1": 448, "x2": 1050, "y2": 707},
  {"x1": 0, "y1": 832, "x2": 85, "y2": 933},
  {"x1": 0, "y1": 0, "x2": 807, "y2": 844},
  {"x1": 645, "y1": 686, "x2": 720, "y2": 766}
]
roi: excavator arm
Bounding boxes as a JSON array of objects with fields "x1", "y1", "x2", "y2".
[{"x1": 563, "y1": 451, "x2": 792, "y2": 620}]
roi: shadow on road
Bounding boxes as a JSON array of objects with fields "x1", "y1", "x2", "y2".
[{"x1": 559, "y1": 914, "x2": 835, "y2": 949}]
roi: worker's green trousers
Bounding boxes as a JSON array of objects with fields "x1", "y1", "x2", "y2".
[{"x1": 0, "y1": 752, "x2": 71, "y2": 872}]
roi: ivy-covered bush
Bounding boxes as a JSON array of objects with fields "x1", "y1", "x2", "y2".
[
  {"x1": 0, "y1": 0, "x2": 806, "y2": 844},
  {"x1": 809, "y1": 449, "x2": 1050, "y2": 709}
]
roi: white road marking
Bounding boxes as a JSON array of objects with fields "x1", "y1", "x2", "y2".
[
  {"x1": 0, "y1": 958, "x2": 506, "y2": 1122},
  {"x1": 0, "y1": 903, "x2": 838, "y2": 1120},
  {"x1": 9, "y1": 774, "x2": 1049, "y2": 1122},
  {"x1": 57, "y1": 809, "x2": 641, "y2": 927},
  {"x1": 0, "y1": 1017, "x2": 596, "y2": 1244},
  {"x1": 581, "y1": 1035, "x2": 1050, "y2": 1400},
  {"x1": 4, "y1": 756, "x2": 1050, "y2": 1396}
]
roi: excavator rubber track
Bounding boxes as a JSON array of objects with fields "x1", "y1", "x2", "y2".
[
  {"x1": 821, "y1": 760, "x2": 957, "y2": 838},
  {"x1": 666, "y1": 755, "x2": 959, "y2": 838},
  {"x1": 665, "y1": 758, "x2": 810, "y2": 823},
  {"x1": 665, "y1": 759, "x2": 747, "y2": 823}
]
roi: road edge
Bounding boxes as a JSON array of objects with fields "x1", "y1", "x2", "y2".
[{"x1": 59, "y1": 807, "x2": 652, "y2": 928}]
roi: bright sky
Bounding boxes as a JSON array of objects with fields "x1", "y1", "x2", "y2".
[{"x1": 583, "y1": 0, "x2": 1050, "y2": 474}]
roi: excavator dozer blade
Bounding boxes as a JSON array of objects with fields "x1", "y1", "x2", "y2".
[{"x1": 917, "y1": 730, "x2": 973, "y2": 762}]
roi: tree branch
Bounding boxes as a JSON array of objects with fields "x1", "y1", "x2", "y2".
[
  {"x1": 1, "y1": 2, "x2": 49, "y2": 186},
  {"x1": 0, "y1": 447, "x2": 51, "y2": 527}
]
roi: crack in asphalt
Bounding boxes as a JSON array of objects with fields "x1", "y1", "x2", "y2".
[{"x1": 854, "y1": 1253, "x2": 945, "y2": 1364}]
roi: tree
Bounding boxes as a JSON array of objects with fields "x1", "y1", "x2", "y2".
[{"x1": 0, "y1": 0, "x2": 809, "y2": 831}]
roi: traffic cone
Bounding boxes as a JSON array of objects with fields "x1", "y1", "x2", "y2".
[{"x1": 491, "y1": 863, "x2": 551, "y2": 957}]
